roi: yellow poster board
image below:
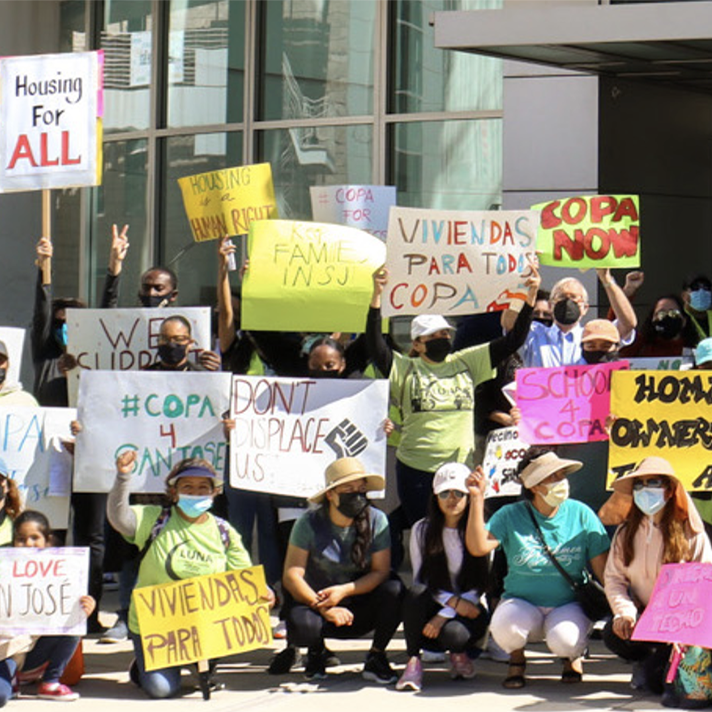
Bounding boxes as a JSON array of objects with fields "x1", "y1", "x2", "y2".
[
  {"x1": 178, "y1": 163, "x2": 278, "y2": 242},
  {"x1": 608, "y1": 370, "x2": 712, "y2": 491},
  {"x1": 241, "y1": 219, "x2": 387, "y2": 333},
  {"x1": 133, "y1": 566, "x2": 271, "y2": 671}
]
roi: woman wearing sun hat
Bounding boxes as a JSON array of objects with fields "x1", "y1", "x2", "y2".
[
  {"x1": 601, "y1": 456, "x2": 712, "y2": 693},
  {"x1": 466, "y1": 446, "x2": 610, "y2": 688},
  {"x1": 282, "y1": 457, "x2": 403, "y2": 683}
]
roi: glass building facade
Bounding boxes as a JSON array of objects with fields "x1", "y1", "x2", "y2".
[{"x1": 54, "y1": 0, "x2": 502, "y2": 308}]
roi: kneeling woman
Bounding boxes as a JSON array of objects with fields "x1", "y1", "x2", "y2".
[
  {"x1": 283, "y1": 458, "x2": 403, "y2": 683},
  {"x1": 397, "y1": 463, "x2": 490, "y2": 691},
  {"x1": 466, "y1": 447, "x2": 610, "y2": 688}
]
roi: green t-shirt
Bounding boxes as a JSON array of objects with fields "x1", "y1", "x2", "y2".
[
  {"x1": 0, "y1": 514, "x2": 12, "y2": 546},
  {"x1": 126, "y1": 505, "x2": 252, "y2": 634},
  {"x1": 390, "y1": 345, "x2": 494, "y2": 471}
]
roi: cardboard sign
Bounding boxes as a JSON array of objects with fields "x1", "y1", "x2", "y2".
[
  {"x1": 383, "y1": 207, "x2": 538, "y2": 317},
  {"x1": 627, "y1": 356, "x2": 693, "y2": 371},
  {"x1": 134, "y1": 566, "x2": 271, "y2": 672},
  {"x1": 310, "y1": 185, "x2": 396, "y2": 240},
  {"x1": 178, "y1": 163, "x2": 278, "y2": 242},
  {"x1": 241, "y1": 220, "x2": 386, "y2": 333},
  {"x1": 0, "y1": 51, "x2": 103, "y2": 192},
  {"x1": 482, "y1": 426, "x2": 527, "y2": 498},
  {"x1": 0, "y1": 327, "x2": 26, "y2": 388},
  {"x1": 65, "y1": 307, "x2": 211, "y2": 407},
  {"x1": 517, "y1": 363, "x2": 628, "y2": 445},
  {"x1": 74, "y1": 371, "x2": 231, "y2": 493},
  {"x1": 609, "y1": 370, "x2": 712, "y2": 491},
  {"x1": 230, "y1": 376, "x2": 388, "y2": 498},
  {"x1": 632, "y1": 563, "x2": 712, "y2": 648},
  {"x1": 533, "y1": 195, "x2": 640, "y2": 268},
  {"x1": 0, "y1": 547, "x2": 89, "y2": 636}
]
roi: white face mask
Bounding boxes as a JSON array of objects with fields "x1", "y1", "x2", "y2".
[
  {"x1": 542, "y1": 479, "x2": 569, "y2": 507},
  {"x1": 633, "y1": 487, "x2": 667, "y2": 517}
]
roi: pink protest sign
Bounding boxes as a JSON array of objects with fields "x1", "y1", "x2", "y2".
[
  {"x1": 632, "y1": 563, "x2": 712, "y2": 648},
  {"x1": 516, "y1": 362, "x2": 628, "y2": 445}
]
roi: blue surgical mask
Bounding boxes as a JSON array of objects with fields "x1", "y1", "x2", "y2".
[
  {"x1": 690, "y1": 289, "x2": 712, "y2": 312},
  {"x1": 633, "y1": 487, "x2": 667, "y2": 516},
  {"x1": 54, "y1": 323, "x2": 68, "y2": 348},
  {"x1": 177, "y1": 494, "x2": 213, "y2": 518}
]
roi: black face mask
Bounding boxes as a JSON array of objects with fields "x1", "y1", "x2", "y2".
[
  {"x1": 654, "y1": 316, "x2": 683, "y2": 341},
  {"x1": 158, "y1": 343, "x2": 188, "y2": 366},
  {"x1": 424, "y1": 337, "x2": 452, "y2": 362},
  {"x1": 140, "y1": 294, "x2": 169, "y2": 308},
  {"x1": 308, "y1": 369, "x2": 342, "y2": 379},
  {"x1": 0, "y1": 368, "x2": 7, "y2": 386},
  {"x1": 335, "y1": 492, "x2": 369, "y2": 519},
  {"x1": 553, "y1": 298, "x2": 581, "y2": 326},
  {"x1": 533, "y1": 316, "x2": 553, "y2": 327},
  {"x1": 582, "y1": 349, "x2": 619, "y2": 365}
]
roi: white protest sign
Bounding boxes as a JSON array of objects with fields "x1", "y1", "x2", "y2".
[
  {"x1": 482, "y1": 426, "x2": 528, "y2": 498},
  {"x1": 74, "y1": 371, "x2": 231, "y2": 493},
  {"x1": 0, "y1": 547, "x2": 89, "y2": 636},
  {"x1": 65, "y1": 307, "x2": 212, "y2": 406},
  {"x1": 0, "y1": 51, "x2": 103, "y2": 192},
  {"x1": 0, "y1": 407, "x2": 74, "y2": 529},
  {"x1": 0, "y1": 327, "x2": 26, "y2": 387},
  {"x1": 230, "y1": 376, "x2": 388, "y2": 498},
  {"x1": 310, "y1": 185, "x2": 396, "y2": 241},
  {"x1": 627, "y1": 356, "x2": 693, "y2": 371},
  {"x1": 383, "y1": 207, "x2": 539, "y2": 317}
]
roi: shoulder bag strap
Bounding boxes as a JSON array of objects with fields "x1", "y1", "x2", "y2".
[{"x1": 525, "y1": 504, "x2": 577, "y2": 591}]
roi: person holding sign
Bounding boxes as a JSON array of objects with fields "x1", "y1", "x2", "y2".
[
  {"x1": 601, "y1": 457, "x2": 712, "y2": 694},
  {"x1": 466, "y1": 448, "x2": 610, "y2": 688},
  {"x1": 283, "y1": 458, "x2": 403, "y2": 683}
]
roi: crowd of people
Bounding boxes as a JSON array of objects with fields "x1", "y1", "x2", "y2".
[{"x1": 1, "y1": 227, "x2": 712, "y2": 705}]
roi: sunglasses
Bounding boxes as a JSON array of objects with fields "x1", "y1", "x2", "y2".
[
  {"x1": 654, "y1": 309, "x2": 682, "y2": 321},
  {"x1": 437, "y1": 489, "x2": 467, "y2": 500},
  {"x1": 632, "y1": 477, "x2": 668, "y2": 491}
]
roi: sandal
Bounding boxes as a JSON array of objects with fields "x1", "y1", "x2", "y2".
[
  {"x1": 561, "y1": 659, "x2": 583, "y2": 683},
  {"x1": 503, "y1": 662, "x2": 526, "y2": 689}
]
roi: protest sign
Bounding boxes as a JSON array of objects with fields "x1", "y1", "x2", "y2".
[
  {"x1": 74, "y1": 371, "x2": 231, "y2": 493},
  {"x1": 310, "y1": 185, "x2": 396, "y2": 240},
  {"x1": 0, "y1": 51, "x2": 103, "y2": 192},
  {"x1": 627, "y1": 356, "x2": 693, "y2": 371},
  {"x1": 241, "y1": 220, "x2": 387, "y2": 333},
  {"x1": 0, "y1": 327, "x2": 26, "y2": 387},
  {"x1": 230, "y1": 376, "x2": 388, "y2": 498},
  {"x1": 0, "y1": 547, "x2": 89, "y2": 636},
  {"x1": 65, "y1": 307, "x2": 211, "y2": 406},
  {"x1": 482, "y1": 426, "x2": 527, "y2": 497},
  {"x1": 383, "y1": 207, "x2": 538, "y2": 317},
  {"x1": 134, "y1": 566, "x2": 270, "y2": 672},
  {"x1": 632, "y1": 563, "x2": 712, "y2": 648},
  {"x1": 533, "y1": 195, "x2": 640, "y2": 269},
  {"x1": 178, "y1": 163, "x2": 278, "y2": 242},
  {"x1": 609, "y1": 370, "x2": 712, "y2": 491},
  {"x1": 516, "y1": 362, "x2": 627, "y2": 445}
]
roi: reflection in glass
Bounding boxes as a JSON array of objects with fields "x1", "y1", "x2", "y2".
[
  {"x1": 391, "y1": 0, "x2": 502, "y2": 114},
  {"x1": 390, "y1": 120, "x2": 502, "y2": 210},
  {"x1": 168, "y1": 0, "x2": 245, "y2": 128},
  {"x1": 260, "y1": 0, "x2": 376, "y2": 120}
]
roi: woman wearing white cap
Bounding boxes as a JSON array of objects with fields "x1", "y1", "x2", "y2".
[
  {"x1": 396, "y1": 462, "x2": 490, "y2": 691},
  {"x1": 282, "y1": 457, "x2": 403, "y2": 683},
  {"x1": 600, "y1": 456, "x2": 712, "y2": 693},
  {"x1": 466, "y1": 447, "x2": 610, "y2": 687}
]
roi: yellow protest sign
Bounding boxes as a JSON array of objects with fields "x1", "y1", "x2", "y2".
[
  {"x1": 133, "y1": 566, "x2": 271, "y2": 672},
  {"x1": 608, "y1": 370, "x2": 712, "y2": 491},
  {"x1": 241, "y1": 219, "x2": 387, "y2": 333},
  {"x1": 178, "y1": 163, "x2": 278, "y2": 242}
]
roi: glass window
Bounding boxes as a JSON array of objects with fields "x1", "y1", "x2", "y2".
[
  {"x1": 259, "y1": 0, "x2": 376, "y2": 120},
  {"x1": 167, "y1": 0, "x2": 246, "y2": 128},
  {"x1": 101, "y1": 0, "x2": 153, "y2": 133},
  {"x1": 391, "y1": 0, "x2": 502, "y2": 114},
  {"x1": 257, "y1": 124, "x2": 372, "y2": 219},
  {"x1": 390, "y1": 119, "x2": 502, "y2": 210},
  {"x1": 162, "y1": 132, "x2": 243, "y2": 308},
  {"x1": 59, "y1": 0, "x2": 86, "y2": 53}
]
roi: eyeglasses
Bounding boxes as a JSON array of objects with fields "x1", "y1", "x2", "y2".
[
  {"x1": 654, "y1": 309, "x2": 682, "y2": 321},
  {"x1": 632, "y1": 477, "x2": 668, "y2": 491},
  {"x1": 437, "y1": 489, "x2": 467, "y2": 500}
]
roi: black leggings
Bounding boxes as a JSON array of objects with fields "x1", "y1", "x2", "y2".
[
  {"x1": 286, "y1": 577, "x2": 404, "y2": 652},
  {"x1": 402, "y1": 583, "x2": 489, "y2": 657}
]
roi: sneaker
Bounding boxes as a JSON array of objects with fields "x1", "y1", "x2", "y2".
[
  {"x1": 272, "y1": 620, "x2": 287, "y2": 639},
  {"x1": 449, "y1": 652, "x2": 476, "y2": 680},
  {"x1": 37, "y1": 682, "x2": 79, "y2": 701},
  {"x1": 303, "y1": 650, "x2": 327, "y2": 681},
  {"x1": 396, "y1": 656, "x2": 423, "y2": 691},
  {"x1": 630, "y1": 661, "x2": 648, "y2": 691},
  {"x1": 99, "y1": 618, "x2": 128, "y2": 644},
  {"x1": 483, "y1": 636, "x2": 510, "y2": 663},
  {"x1": 362, "y1": 651, "x2": 397, "y2": 685},
  {"x1": 268, "y1": 646, "x2": 302, "y2": 675},
  {"x1": 323, "y1": 647, "x2": 341, "y2": 668},
  {"x1": 421, "y1": 649, "x2": 446, "y2": 663}
]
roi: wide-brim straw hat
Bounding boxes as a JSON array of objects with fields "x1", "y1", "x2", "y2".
[
  {"x1": 309, "y1": 457, "x2": 385, "y2": 504},
  {"x1": 518, "y1": 451, "x2": 582, "y2": 489}
]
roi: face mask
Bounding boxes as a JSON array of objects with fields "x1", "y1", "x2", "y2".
[
  {"x1": 633, "y1": 487, "x2": 667, "y2": 517},
  {"x1": 533, "y1": 316, "x2": 553, "y2": 327},
  {"x1": 53, "y1": 322, "x2": 68, "y2": 348},
  {"x1": 140, "y1": 294, "x2": 169, "y2": 308},
  {"x1": 177, "y1": 494, "x2": 213, "y2": 519},
  {"x1": 542, "y1": 479, "x2": 569, "y2": 507},
  {"x1": 335, "y1": 491, "x2": 369, "y2": 519},
  {"x1": 308, "y1": 369, "x2": 342, "y2": 379},
  {"x1": 158, "y1": 342, "x2": 188, "y2": 366},
  {"x1": 690, "y1": 289, "x2": 712, "y2": 313},
  {"x1": 553, "y1": 298, "x2": 581, "y2": 326},
  {"x1": 0, "y1": 369, "x2": 7, "y2": 386},
  {"x1": 582, "y1": 349, "x2": 619, "y2": 365},
  {"x1": 654, "y1": 315, "x2": 683, "y2": 340},
  {"x1": 424, "y1": 337, "x2": 452, "y2": 362}
]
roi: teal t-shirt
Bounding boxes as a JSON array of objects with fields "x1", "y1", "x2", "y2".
[{"x1": 487, "y1": 499, "x2": 610, "y2": 608}]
